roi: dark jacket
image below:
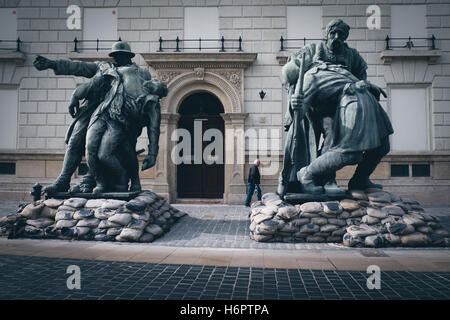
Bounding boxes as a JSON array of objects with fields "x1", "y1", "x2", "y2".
[{"x1": 248, "y1": 165, "x2": 260, "y2": 184}]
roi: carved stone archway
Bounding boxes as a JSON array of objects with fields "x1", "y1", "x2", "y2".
[{"x1": 143, "y1": 53, "x2": 257, "y2": 203}]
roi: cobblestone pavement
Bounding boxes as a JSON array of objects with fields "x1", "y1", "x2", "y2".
[
  {"x1": 1, "y1": 202, "x2": 450, "y2": 250},
  {"x1": 0, "y1": 254, "x2": 449, "y2": 300},
  {"x1": 154, "y1": 204, "x2": 450, "y2": 249}
]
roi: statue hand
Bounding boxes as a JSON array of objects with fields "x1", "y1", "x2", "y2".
[
  {"x1": 355, "y1": 80, "x2": 369, "y2": 91},
  {"x1": 142, "y1": 155, "x2": 156, "y2": 171},
  {"x1": 68, "y1": 99, "x2": 79, "y2": 118},
  {"x1": 367, "y1": 82, "x2": 387, "y2": 101},
  {"x1": 33, "y1": 55, "x2": 55, "y2": 71},
  {"x1": 291, "y1": 93, "x2": 304, "y2": 111}
]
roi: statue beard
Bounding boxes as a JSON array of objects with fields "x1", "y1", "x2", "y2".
[{"x1": 327, "y1": 39, "x2": 344, "y2": 54}]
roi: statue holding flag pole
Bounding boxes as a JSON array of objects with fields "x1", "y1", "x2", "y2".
[{"x1": 277, "y1": 19, "x2": 393, "y2": 200}]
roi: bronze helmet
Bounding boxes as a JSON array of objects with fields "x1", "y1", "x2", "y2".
[{"x1": 108, "y1": 41, "x2": 135, "y2": 58}]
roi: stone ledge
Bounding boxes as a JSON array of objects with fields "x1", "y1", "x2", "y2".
[
  {"x1": 380, "y1": 50, "x2": 442, "y2": 64},
  {"x1": 276, "y1": 52, "x2": 290, "y2": 66},
  {"x1": 0, "y1": 51, "x2": 25, "y2": 64},
  {"x1": 142, "y1": 52, "x2": 258, "y2": 69}
]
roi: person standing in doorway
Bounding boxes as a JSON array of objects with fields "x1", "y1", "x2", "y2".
[{"x1": 245, "y1": 159, "x2": 262, "y2": 207}]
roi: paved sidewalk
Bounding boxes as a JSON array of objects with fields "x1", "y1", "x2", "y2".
[
  {"x1": 1, "y1": 238, "x2": 449, "y2": 272},
  {"x1": 0, "y1": 254, "x2": 449, "y2": 300}
]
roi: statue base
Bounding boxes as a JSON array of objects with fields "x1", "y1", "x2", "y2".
[
  {"x1": 284, "y1": 192, "x2": 352, "y2": 204},
  {"x1": 249, "y1": 191, "x2": 449, "y2": 248},
  {"x1": 47, "y1": 191, "x2": 141, "y2": 201},
  {"x1": 0, "y1": 190, "x2": 187, "y2": 243}
]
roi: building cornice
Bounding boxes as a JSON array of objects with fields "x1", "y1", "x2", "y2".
[
  {"x1": 380, "y1": 50, "x2": 442, "y2": 64},
  {"x1": 0, "y1": 51, "x2": 25, "y2": 64},
  {"x1": 142, "y1": 52, "x2": 257, "y2": 69},
  {"x1": 276, "y1": 52, "x2": 290, "y2": 66}
]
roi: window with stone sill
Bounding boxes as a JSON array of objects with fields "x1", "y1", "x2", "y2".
[
  {"x1": 81, "y1": 8, "x2": 118, "y2": 52},
  {"x1": 390, "y1": 5, "x2": 427, "y2": 50},
  {"x1": 0, "y1": 88, "x2": 18, "y2": 149},
  {"x1": 184, "y1": 7, "x2": 219, "y2": 52},
  {"x1": 285, "y1": 6, "x2": 322, "y2": 50},
  {"x1": 0, "y1": 8, "x2": 17, "y2": 51},
  {"x1": 389, "y1": 87, "x2": 429, "y2": 152}
]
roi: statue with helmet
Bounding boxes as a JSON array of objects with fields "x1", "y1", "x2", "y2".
[
  {"x1": 277, "y1": 19, "x2": 394, "y2": 200},
  {"x1": 33, "y1": 41, "x2": 167, "y2": 195}
]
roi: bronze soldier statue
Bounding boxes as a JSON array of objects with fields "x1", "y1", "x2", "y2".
[
  {"x1": 33, "y1": 41, "x2": 163, "y2": 194},
  {"x1": 277, "y1": 19, "x2": 393, "y2": 197}
]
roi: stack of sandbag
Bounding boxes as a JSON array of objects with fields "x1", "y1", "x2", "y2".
[
  {"x1": 249, "y1": 191, "x2": 449, "y2": 247},
  {"x1": 0, "y1": 191, "x2": 186, "y2": 243}
]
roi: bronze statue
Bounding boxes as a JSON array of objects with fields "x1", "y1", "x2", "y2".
[
  {"x1": 33, "y1": 41, "x2": 166, "y2": 194},
  {"x1": 277, "y1": 19, "x2": 393, "y2": 198}
]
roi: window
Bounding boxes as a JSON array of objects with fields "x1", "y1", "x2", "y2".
[
  {"x1": 412, "y1": 164, "x2": 430, "y2": 177},
  {"x1": 0, "y1": 88, "x2": 18, "y2": 149},
  {"x1": 390, "y1": 164, "x2": 409, "y2": 177},
  {"x1": 287, "y1": 6, "x2": 322, "y2": 47},
  {"x1": 0, "y1": 162, "x2": 15, "y2": 175},
  {"x1": 390, "y1": 87, "x2": 428, "y2": 151},
  {"x1": 391, "y1": 5, "x2": 427, "y2": 48},
  {"x1": 390, "y1": 164, "x2": 430, "y2": 177},
  {"x1": 0, "y1": 8, "x2": 17, "y2": 50},
  {"x1": 184, "y1": 7, "x2": 219, "y2": 51},
  {"x1": 83, "y1": 8, "x2": 118, "y2": 50}
]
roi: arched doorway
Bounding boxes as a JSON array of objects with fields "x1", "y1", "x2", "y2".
[{"x1": 176, "y1": 92, "x2": 225, "y2": 199}]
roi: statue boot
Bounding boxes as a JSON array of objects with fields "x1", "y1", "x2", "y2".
[
  {"x1": 44, "y1": 145, "x2": 84, "y2": 194},
  {"x1": 298, "y1": 151, "x2": 363, "y2": 195},
  {"x1": 70, "y1": 174, "x2": 95, "y2": 193},
  {"x1": 129, "y1": 170, "x2": 142, "y2": 192},
  {"x1": 43, "y1": 165, "x2": 74, "y2": 194},
  {"x1": 93, "y1": 175, "x2": 108, "y2": 194},
  {"x1": 93, "y1": 184, "x2": 107, "y2": 194},
  {"x1": 276, "y1": 182, "x2": 287, "y2": 199},
  {"x1": 348, "y1": 173, "x2": 382, "y2": 191},
  {"x1": 44, "y1": 178, "x2": 70, "y2": 194},
  {"x1": 129, "y1": 178, "x2": 142, "y2": 192},
  {"x1": 112, "y1": 171, "x2": 129, "y2": 192},
  {"x1": 323, "y1": 173, "x2": 346, "y2": 196},
  {"x1": 297, "y1": 167, "x2": 324, "y2": 194},
  {"x1": 114, "y1": 184, "x2": 128, "y2": 192},
  {"x1": 347, "y1": 142, "x2": 389, "y2": 191}
]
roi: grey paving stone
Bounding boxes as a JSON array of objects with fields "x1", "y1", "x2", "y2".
[{"x1": 0, "y1": 254, "x2": 449, "y2": 300}]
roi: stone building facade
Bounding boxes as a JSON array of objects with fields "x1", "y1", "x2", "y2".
[{"x1": 0, "y1": 0, "x2": 449, "y2": 205}]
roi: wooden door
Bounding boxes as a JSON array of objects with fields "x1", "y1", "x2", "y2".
[{"x1": 176, "y1": 93, "x2": 225, "y2": 199}]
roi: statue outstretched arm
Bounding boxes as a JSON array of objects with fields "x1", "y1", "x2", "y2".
[{"x1": 33, "y1": 55, "x2": 98, "y2": 78}]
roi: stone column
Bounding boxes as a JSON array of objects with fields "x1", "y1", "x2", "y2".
[
  {"x1": 152, "y1": 112, "x2": 179, "y2": 203},
  {"x1": 221, "y1": 112, "x2": 248, "y2": 204}
]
